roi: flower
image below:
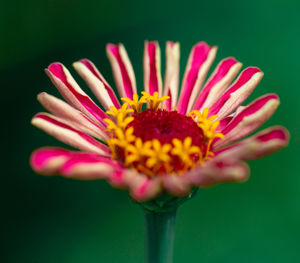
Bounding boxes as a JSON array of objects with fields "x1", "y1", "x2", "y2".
[{"x1": 30, "y1": 41, "x2": 289, "y2": 202}]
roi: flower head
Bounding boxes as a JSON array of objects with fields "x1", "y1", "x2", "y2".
[{"x1": 30, "y1": 41, "x2": 289, "y2": 202}]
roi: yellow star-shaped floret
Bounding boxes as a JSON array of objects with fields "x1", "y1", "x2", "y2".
[
  {"x1": 104, "y1": 115, "x2": 134, "y2": 132},
  {"x1": 189, "y1": 108, "x2": 224, "y2": 141},
  {"x1": 121, "y1": 94, "x2": 147, "y2": 113},
  {"x1": 125, "y1": 138, "x2": 151, "y2": 165},
  {"x1": 110, "y1": 127, "x2": 135, "y2": 148},
  {"x1": 141, "y1": 91, "x2": 170, "y2": 110},
  {"x1": 171, "y1": 137, "x2": 202, "y2": 168},
  {"x1": 106, "y1": 103, "x2": 133, "y2": 118},
  {"x1": 143, "y1": 139, "x2": 172, "y2": 169}
]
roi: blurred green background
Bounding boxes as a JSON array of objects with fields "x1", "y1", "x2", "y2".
[{"x1": 2, "y1": 0, "x2": 300, "y2": 262}]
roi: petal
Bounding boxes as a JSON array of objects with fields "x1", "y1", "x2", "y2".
[
  {"x1": 46, "y1": 63, "x2": 108, "y2": 127},
  {"x1": 213, "y1": 94, "x2": 280, "y2": 148},
  {"x1": 106, "y1": 43, "x2": 137, "y2": 99},
  {"x1": 186, "y1": 159, "x2": 250, "y2": 187},
  {"x1": 106, "y1": 169, "x2": 162, "y2": 202},
  {"x1": 30, "y1": 147, "x2": 121, "y2": 179},
  {"x1": 177, "y1": 42, "x2": 217, "y2": 114},
  {"x1": 193, "y1": 57, "x2": 242, "y2": 111},
  {"x1": 217, "y1": 116, "x2": 233, "y2": 131},
  {"x1": 216, "y1": 105, "x2": 247, "y2": 131},
  {"x1": 215, "y1": 126, "x2": 289, "y2": 160},
  {"x1": 129, "y1": 175, "x2": 162, "y2": 202},
  {"x1": 107, "y1": 169, "x2": 130, "y2": 189},
  {"x1": 209, "y1": 67, "x2": 264, "y2": 119},
  {"x1": 60, "y1": 153, "x2": 123, "y2": 180},
  {"x1": 30, "y1": 147, "x2": 71, "y2": 175},
  {"x1": 162, "y1": 174, "x2": 191, "y2": 196},
  {"x1": 32, "y1": 113, "x2": 110, "y2": 155},
  {"x1": 37, "y1": 92, "x2": 108, "y2": 140},
  {"x1": 143, "y1": 41, "x2": 163, "y2": 96},
  {"x1": 73, "y1": 59, "x2": 121, "y2": 110},
  {"x1": 163, "y1": 41, "x2": 180, "y2": 110}
]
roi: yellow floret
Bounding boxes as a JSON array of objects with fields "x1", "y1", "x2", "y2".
[
  {"x1": 172, "y1": 137, "x2": 202, "y2": 169},
  {"x1": 141, "y1": 91, "x2": 170, "y2": 110},
  {"x1": 121, "y1": 94, "x2": 147, "y2": 113},
  {"x1": 189, "y1": 108, "x2": 224, "y2": 141},
  {"x1": 143, "y1": 139, "x2": 172, "y2": 171},
  {"x1": 106, "y1": 103, "x2": 133, "y2": 118}
]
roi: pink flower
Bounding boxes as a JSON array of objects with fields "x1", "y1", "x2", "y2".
[{"x1": 30, "y1": 41, "x2": 289, "y2": 202}]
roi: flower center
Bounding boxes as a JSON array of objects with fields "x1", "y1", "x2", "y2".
[
  {"x1": 104, "y1": 92, "x2": 224, "y2": 177},
  {"x1": 129, "y1": 109, "x2": 206, "y2": 153}
]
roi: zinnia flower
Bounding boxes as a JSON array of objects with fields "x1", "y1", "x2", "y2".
[{"x1": 30, "y1": 41, "x2": 289, "y2": 202}]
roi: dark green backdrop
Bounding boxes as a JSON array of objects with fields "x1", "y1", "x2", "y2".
[{"x1": 2, "y1": 0, "x2": 300, "y2": 262}]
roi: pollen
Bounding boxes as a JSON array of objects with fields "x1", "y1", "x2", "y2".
[{"x1": 105, "y1": 92, "x2": 224, "y2": 176}]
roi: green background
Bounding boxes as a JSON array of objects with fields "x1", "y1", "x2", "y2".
[{"x1": 2, "y1": 0, "x2": 300, "y2": 262}]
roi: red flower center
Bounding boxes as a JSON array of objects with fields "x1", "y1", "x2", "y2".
[{"x1": 128, "y1": 109, "x2": 206, "y2": 153}]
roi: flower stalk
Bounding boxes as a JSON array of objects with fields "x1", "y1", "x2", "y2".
[
  {"x1": 141, "y1": 189, "x2": 198, "y2": 263},
  {"x1": 144, "y1": 209, "x2": 177, "y2": 263}
]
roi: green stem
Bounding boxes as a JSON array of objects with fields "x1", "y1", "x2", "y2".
[{"x1": 144, "y1": 209, "x2": 177, "y2": 263}]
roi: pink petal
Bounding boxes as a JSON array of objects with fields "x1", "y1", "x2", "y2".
[
  {"x1": 31, "y1": 147, "x2": 121, "y2": 179},
  {"x1": 46, "y1": 63, "x2": 108, "y2": 127},
  {"x1": 213, "y1": 94, "x2": 280, "y2": 149},
  {"x1": 193, "y1": 57, "x2": 242, "y2": 111},
  {"x1": 177, "y1": 42, "x2": 217, "y2": 114},
  {"x1": 61, "y1": 153, "x2": 123, "y2": 180},
  {"x1": 107, "y1": 169, "x2": 130, "y2": 189},
  {"x1": 37, "y1": 92, "x2": 108, "y2": 140},
  {"x1": 30, "y1": 147, "x2": 71, "y2": 175},
  {"x1": 209, "y1": 67, "x2": 264, "y2": 119},
  {"x1": 215, "y1": 126, "x2": 289, "y2": 160},
  {"x1": 106, "y1": 169, "x2": 147, "y2": 191},
  {"x1": 162, "y1": 174, "x2": 191, "y2": 196},
  {"x1": 163, "y1": 41, "x2": 180, "y2": 110},
  {"x1": 186, "y1": 158, "x2": 249, "y2": 187},
  {"x1": 106, "y1": 43, "x2": 137, "y2": 99},
  {"x1": 73, "y1": 59, "x2": 121, "y2": 110},
  {"x1": 32, "y1": 113, "x2": 110, "y2": 155},
  {"x1": 129, "y1": 176, "x2": 162, "y2": 202},
  {"x1": 216, "y1": 106, "x2": 246, "y2": 131},
  {"x1": 107, "y1": 170, "x2": 162, "y2": 202},
  {"x1": 143, "y1": 41, "x2": 163, "y2": 96},
  {"x1": 218, "y1": 116, "x2": 233, "y2": 131}
]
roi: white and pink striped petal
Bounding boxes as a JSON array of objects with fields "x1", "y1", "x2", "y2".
[
  {"x1": 31, "y1": 147, "x2": 71, "y2": 175},
  {"x1": 209, "y1": 67, "x2": 264, "y2": 119},
  {"x1": 73, "y1": 59, "x2": 121, "y2": 110},
  {"x1": 193, "y1": 57, "x2": 242, "y2": 111},
  {"x1": 60, "y1": 153, "x2": 123, "y2": 180},
  {"x1": 163, "y1": 41, "x2": 180, "y2": 110},
  {"x1": 213, "y1": 94, "x2": 280, "y2": 148},
  {"x1": 107, "y1": 169, "x2": 162, "y2": 202},
  {"x1": 162, "y1": 174, "x2": 191, "y2": 197},
  {"x1": 129, "y1": 175, "x2": 162, "y2": 202},
  {"x1": 143, "y1": 41, "x2": 163, "y2": 96},
  {"x1": 215, "y1": 126, "x2": 289, "y2": 161},
  {"x1": 106, "y1": 43, "x2": 137, "y2": 99},
  {"x1": 32, "y1": 113, "x2": 110, "y2": 155},
  {"x1": 217, "y1": 116, "x2": 233, "y2": 131},
  {"x1": 46, "y1": 63, "x2": 108, "y2": 127},
  {"x1": 31, "y1": 147, "x2": 122, "y2": 179},
  {"x1": 37, "y1": 92, "x2": 108, "y2": 140},
  {"x1": 186, "y1": 158, "x2": 250, "y2": 187},
  {"x1": 177, "y1": 42, "x2": 217, "y2": 114}
]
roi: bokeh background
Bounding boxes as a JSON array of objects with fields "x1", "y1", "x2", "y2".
[{"x1": 2, "y1": 0, "x2": 300, "y2": 262}]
